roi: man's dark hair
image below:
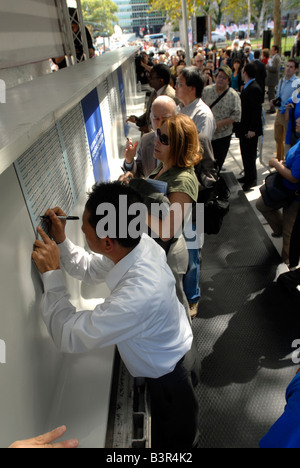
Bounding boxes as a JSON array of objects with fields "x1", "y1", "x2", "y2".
[
  {"x1": 288, "y1": 58, "x2": 299, "y2": 70},
  {"x1": 85, "y1": 181, "x2": 143, "y2": 249},
  {"x1": 272, "y1": 45, "x2": 280, "y2": 53},
  {"x1": 244, "y1": 62, "x2": 257, "y2": 79},
  {"x1": 68, "y1": 7, "x2": 78, "y2": 24},
  {"x1": 254, "y1": 50, "x2": 261, "y2": 60},
  {"x1": 152, "y1": 64, "x2": 171, "y2": 85},
  {"x1": 180, "y1": 66, "x2": 204, "y2": 98}
]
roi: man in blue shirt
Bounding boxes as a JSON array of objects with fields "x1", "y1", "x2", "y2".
[{"x1": 272, "y1": 59, "x2": 299, "y2": 161}]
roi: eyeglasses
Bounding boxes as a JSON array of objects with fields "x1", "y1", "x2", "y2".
[
  {"x1": 176, "y1": 79, "x2": 186, "y2": 88},
  {"x1": 216, "y1": 73, "x2": 229, "y2": 80},
  {"x1": 155, "y1": 128, "x2": 169, "y2": 146}
]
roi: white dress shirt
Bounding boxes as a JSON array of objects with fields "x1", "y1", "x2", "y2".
[{"x1": 41, "y1": 234, "x2": 193, "y2": 378}]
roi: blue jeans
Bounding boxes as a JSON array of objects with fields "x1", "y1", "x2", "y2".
[{"x1": 183, "y1": 225, "x2": 201, "y2": 304}]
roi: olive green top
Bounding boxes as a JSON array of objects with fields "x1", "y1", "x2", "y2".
[{"x1": 149, "y1": 163, "x2": 199, "y2": 203}]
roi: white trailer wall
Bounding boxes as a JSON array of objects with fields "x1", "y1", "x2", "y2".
[{"x1": 0, "y1": 47, "x2": 139, "y2": 448}]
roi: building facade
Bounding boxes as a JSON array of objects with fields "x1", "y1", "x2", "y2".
[{"x1": 114, "y1": 0, "x2": 166, "y2": 34}]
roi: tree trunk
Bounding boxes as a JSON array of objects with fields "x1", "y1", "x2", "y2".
[
  {"x1": 256, "y1": 0, "x2": 266, "y2": 39},
  {"x1": 273, "y1": 0, "x2": 282, "y2": 52}
]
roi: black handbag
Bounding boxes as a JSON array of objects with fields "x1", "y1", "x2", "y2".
[
  {"x1": 277, "y1": 268, "x2": 300, "y2": 297},
  {"x1": 260, "y1": 172, "x2": 296, "y2": 209},
  {"x1": 198, "y1": 175, "x2": 230, "y2": 235}
]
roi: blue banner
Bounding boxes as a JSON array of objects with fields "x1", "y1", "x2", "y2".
[{"x1": 81, "y1": 88, "x2": 110, "y2": 183}]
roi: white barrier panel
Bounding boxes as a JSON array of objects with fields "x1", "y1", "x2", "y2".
[
  {"x1": 0, "y1": 48, "x2": 139, "y2": 448},
  {"x1": 0, "y1": 340, "x2": 6, "y2": 364},
  {"x1": 0, "y1": 0, "x2": 64, "y2": 69},
  {"x1": 0, "y1": 79, "x2": 6, "y2": 103}
]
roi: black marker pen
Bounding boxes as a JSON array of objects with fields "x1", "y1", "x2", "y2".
[{"x1": 40, "y1": 216, "x2": 79, "y2": 220}]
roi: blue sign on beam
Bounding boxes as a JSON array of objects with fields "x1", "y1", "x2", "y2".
[{"x1": 81, "y1": 88, "x2": 110, "y2": 183}]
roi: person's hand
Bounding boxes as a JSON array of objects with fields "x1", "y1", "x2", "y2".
[
  {"x1": 32, "y1": 227, "x2": 61, "y2": 274},
  {"x1": 269, "y1": 157, "x2": 277, "y2": 168},
  {"x1": 124, "y1": 138, "x2": 138, "y2": 164},
  {"x1": 269, "y1": 158, "x2": 284, "y2": 169},
  {"x1": 43, "y1": 207, "x2": 67, "y2": 244},
  {"x1": 247, "y1": 131, "x2": 256, "y2": 139},
  {"x1": 118, "y1": 172, "x2": 133, "y2": 184},
  {"x1": 9, "y1": 425, "x2": 79, "y2": 448}
]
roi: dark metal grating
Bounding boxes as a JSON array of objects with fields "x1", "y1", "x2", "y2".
[{"x1": 192, "y1": 173, "x2": 300, "y2": 448}]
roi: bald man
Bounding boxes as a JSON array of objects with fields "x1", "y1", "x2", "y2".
[{"x1": 122, "y1": 95, "x2": 178, "y2": 178}]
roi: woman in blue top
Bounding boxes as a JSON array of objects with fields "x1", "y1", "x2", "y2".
[
  {"x1": 282, "y1": 85, "x2": 300, "y2": 147},
  {"x1": 230, "y1": 58, "x2": 243, "y2": 93},
  {"x1": 256, "y1": 117, "x2": 300, "y2": 265},
  {"x1": 260, "y1": 370, "x2": 300, "y2": 448}
]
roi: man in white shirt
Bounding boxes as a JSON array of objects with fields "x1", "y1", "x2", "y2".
[
  {"x1": 176, "y1": 66, "x2": 216, "y2": 140},
  {"x1": 32, "y1": 181, "x2": 200, "y2": 449}
]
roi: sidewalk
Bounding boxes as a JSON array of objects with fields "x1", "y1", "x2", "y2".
[
  {"x1": 223, "y1": 100, "x2": 283, "y2": 260},
  {"x1": 193, "y1": 104, "x2": 300, "y2": 448}
]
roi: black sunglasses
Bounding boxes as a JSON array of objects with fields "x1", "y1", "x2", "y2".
[{"x1": 155, "y1": 128, "x2": 169, "y2": 146}]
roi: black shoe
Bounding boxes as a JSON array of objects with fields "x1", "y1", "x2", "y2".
[
  {"x1": 237, "y1": 176, "x2": 246, "y2": 183},
  {"x1": 242, "y1": 185, "x2": 253, "y2": 192},
  {"x1": 271, "y1": 232, "x2": 283, "y2": 238},
  {"x1": 242, "y1": 181, "x2": 257, "y2": 192},
  {"x1": 277, "y1": 268, "x2": 300, "y2": 297}
]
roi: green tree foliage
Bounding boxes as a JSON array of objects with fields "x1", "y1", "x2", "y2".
[
  {"x1": 81, "y1": 0, "x2": 118, "y2": 36},
  {"x1": 149, "y1": 0, "x2": 274, "y2": 30},
  {"x1": 149, "y1": 0, "x2": 237, "y2": 26}
]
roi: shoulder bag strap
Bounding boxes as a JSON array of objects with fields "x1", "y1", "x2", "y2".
[{"x1": 209, "y1": 87, "x2": 230, "y2": 110}]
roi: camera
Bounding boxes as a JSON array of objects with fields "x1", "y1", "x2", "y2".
[{"x1": 273, "y1": 97, "x2": 282, "y2": 107}]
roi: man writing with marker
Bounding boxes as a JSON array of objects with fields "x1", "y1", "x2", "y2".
[{"x1": 32, "y1": 181, "x2": 200, "y2": 449}]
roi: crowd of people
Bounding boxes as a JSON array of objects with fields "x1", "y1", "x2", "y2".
[
  {"x1": 119, "y1": 40, "x2": 299, "y2": 447},
  {"x1": 124, "y1": 41, "x2": 300, "y2": 447},
  {"x1": 14, "y1": 39, "x2": 299, "y2": 449},
  {"x1": 131, "y1": 40, "x2": 300, "y2": 274}
]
